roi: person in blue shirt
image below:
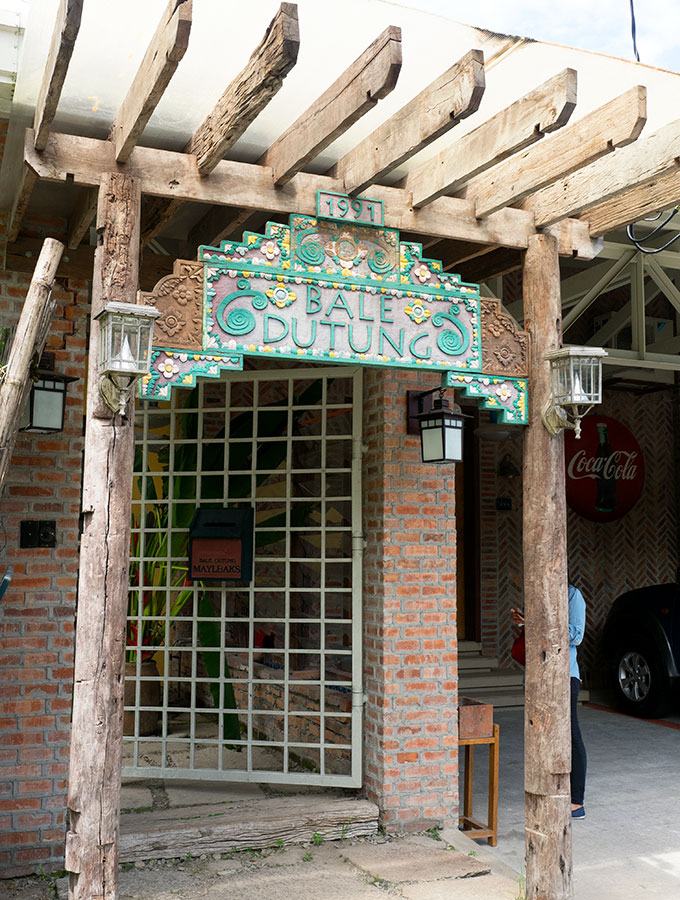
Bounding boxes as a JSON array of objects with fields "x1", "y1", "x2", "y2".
[
  {"x1": 510, "y1": 581, "x2": 587, "y2": 819},
  {"x1": 568, "y1": 582, "x2": 587, "y2": 819}
]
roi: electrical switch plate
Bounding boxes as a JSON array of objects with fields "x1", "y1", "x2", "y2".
[{"x1": 20, "y1": 521, "x2": 40, "y2": 548}]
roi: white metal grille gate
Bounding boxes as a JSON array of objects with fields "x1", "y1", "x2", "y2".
[{"x1": 122, "y1": 367, "x2": 363, "y2": 786}]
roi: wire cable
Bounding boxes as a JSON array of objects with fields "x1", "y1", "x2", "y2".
[
  {"x1": 627, "y1": 208, "x2": 680, "y2": 254},
  {"x1": 629, "y1": 0, "x2": 640, "y2": 61}
]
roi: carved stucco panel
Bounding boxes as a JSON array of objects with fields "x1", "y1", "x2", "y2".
[
  {"x1": 139, "y1": 260, "x2": 204, "y2": 351},
  {"x1": 480, "y1": 298, "x2": 528, "y2": 377}
]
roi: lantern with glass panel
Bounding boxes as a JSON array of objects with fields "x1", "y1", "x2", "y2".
[
  {"x1": 543, "y1": 346, "x2": 607, "y2": 439},
  {"x1": 95, "y1": 302, "x2": 160, "y2": 413},
  {"x1": 416, "y1": 391, "x2": 466, "y2": 463}
]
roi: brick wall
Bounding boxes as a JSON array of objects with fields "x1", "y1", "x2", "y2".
[
  {"x1": 362, "y1": 367, "x2": 460, "y2": 831},
  {"x1": 478, "y1": 389, "x2": 677, "y2": 686},
  {"x1": 0, "y1": 200, "x2": 88, "y2": 875}
]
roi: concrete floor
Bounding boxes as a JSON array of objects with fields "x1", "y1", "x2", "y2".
[{"x1": 464, "y1": 703, "x2": 680, "y2": 899}]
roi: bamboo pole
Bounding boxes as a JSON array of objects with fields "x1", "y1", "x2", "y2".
[
  {"x1": 521, "y1": 233, "x2": 572, "y2": 900},
  {"x1": 65, "y1": 173, "x2": 141, "y2": 900},
  {"x1": 0, "y1": 237, "x2": 64, "y2": 496}
]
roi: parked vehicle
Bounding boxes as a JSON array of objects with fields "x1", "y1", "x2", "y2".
[{"x1": 601, "y1": 583, "x2": 680, "y2": 718}]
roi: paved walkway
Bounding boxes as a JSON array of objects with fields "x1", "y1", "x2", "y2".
[
  {"x1": 468, "y1": 704, "x2": 680, "y2": 899},
  {"x1": 6, "y1": 702, "x2": 679, "y2": 900},
  {"x1": 2, "y1": 832, "x2": 521, "y2": 900}
]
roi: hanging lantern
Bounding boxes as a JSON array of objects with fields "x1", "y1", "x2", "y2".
[
  {"x1": 20, "y1": 355, "x2": 78, "y2": 434},
  {"x1": 415, "y1": 393, "x2": 466, "y2": 463}
]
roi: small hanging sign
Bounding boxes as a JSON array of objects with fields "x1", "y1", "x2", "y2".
[{"x1": 188, "y1": 507, "x2": 254, "y2": 582}]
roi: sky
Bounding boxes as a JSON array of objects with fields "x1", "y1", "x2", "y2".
[{"x1": 402, "y1": 0, "x2": 679, "y2": 71}]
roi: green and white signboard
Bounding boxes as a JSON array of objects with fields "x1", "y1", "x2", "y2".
[{"x1": 140, "y1": 194, "x2": 528, "y2": 424}]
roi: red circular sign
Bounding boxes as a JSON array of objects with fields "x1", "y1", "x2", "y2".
[{"x1": 565, "y1": 415, "x2": 644, "y2": 522}]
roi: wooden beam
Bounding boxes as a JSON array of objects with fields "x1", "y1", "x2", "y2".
[
  {"x1": 7, "y1": 166, "x2": 37, "y2": 243},
  {"x1": 66, "y1": 174, "x2": 141, "y2": 900},
  {"x1": 111, "y1": 0, "x2": 193, "y2": 163},
  {"x1": 6, "y1": 236, "x2": 174, "y2": 290},
  {"x1": 462, "y1": 86, "x2": 647, "y2": 219},
  {"x1": 34, "y1": 0, "x2": 83, "y2": 150},
  {"x1": 327, "y1": 48, "x2": 485, "y2": 195},
  {"x1": 523, "y1": 116, "x2": 680, "y2": 229},
  {"x1": 455, "y1": 247, "x2": 522, "y2": 283},
  {"x1": 646, "y1": 256, "x2": 680, "y2": 315},
  {"x1": 562, "y1": 251, "x2": 635, "y2": 331},
  {"x1": 0, "y1": 239, "x2": 63, "y2": 497},
  {"x1": 140, "y1": 3, "x2": 299, "y2": 246},
  {"x1": 560, "y1": 258, "x2": 630, "y2": 305},
  {"x1": 25, "y1": 130, "x2": 601, "y2": 258},
  {"x1": 403, "y1": 68, "x2": 577, "y2": 208},
  {"x1": 587, "y1": 301, "x2": 631, "y2": 346},
  {"x1": 426, "y1": 238, "x2": 495, "y2": 268},
  {"x1": 631, "y1": 253, "x2": 647, "y2": 355},
  {"x1": 599, "y1": 240, "x2": 680, "y2": 271},
  {"x1": 67, "y1": 187, "x2": 99, "y2": 250},
  {"x1": 584, "y1": 279, "x2": 661, "y2": 346},
  {"x1": 187, "y1": 3, "x2": 299, "y2": 175},
  {"x1": 582, "y1": 168, "x2": 680, "y2": 237},
  {"x1": 259, "y1": 25, "x2": 402, "y2": 185},
  {"x1": 602, "y1": 349, "x2": 680, "y2": 371},
  {"x1": 184, "y1": 206, "x2": 247, "y2": 253},
  {"x1": 139, "y1": 196, "x2": 185, "y2": 247},
  {"x1": 522, "y1": 232, "x2": 572, "y2": 900},
  {"x1": 7, "y1": 0, "x2": 82, "y2": 241}
]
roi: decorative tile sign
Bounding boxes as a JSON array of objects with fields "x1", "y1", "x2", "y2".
[
  {"x1": 139, "y1": 195, "x2": 529, "y2": 424},
  {"x1": 316, "y1": 190, "x2": 384, "y2": 226}
]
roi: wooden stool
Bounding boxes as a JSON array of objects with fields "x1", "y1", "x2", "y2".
[{"x1": 458, "y1": 722, "x2": 499, "y2": 846}]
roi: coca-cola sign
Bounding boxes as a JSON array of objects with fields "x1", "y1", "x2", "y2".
[{"x1": 565, "y1": 415, "x2": 644, "y2": 522}]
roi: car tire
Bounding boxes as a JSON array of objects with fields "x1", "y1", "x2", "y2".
[{"x1": 611, "y1": 642, "x2": 672, "y2": 718}]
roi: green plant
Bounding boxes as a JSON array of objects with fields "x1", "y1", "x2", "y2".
[
  {"x1": 468, "y1": 850, "x2": 476, "y2": 857},
  {"x1": 426, "y1": 826, "x2": 441, "y2": 841},
  {"x1": 126, "y1": 504, "x2": 193, "y2": 663},
  {"x1": 311, "y1": 832, "x2": 324, "y2": 846},
  {"x1": 302, "y1": 852, "x2": 313, "y2": 862},
  {"x1": 515, "y1": 871, "x2": 526, "y2": 900}
]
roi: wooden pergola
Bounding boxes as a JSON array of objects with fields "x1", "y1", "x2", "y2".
[{"x1": 5, "y1": 2, "x2": 680, "y2": 899}]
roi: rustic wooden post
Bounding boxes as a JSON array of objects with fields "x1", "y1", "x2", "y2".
[
  {"x1": 0, "y1": 237, "x2": 63, "y2": 496},
  {"x1": 65, "y1": 173, "x2": 141, "y2": 900},
  {"x1": 522, "y1": 233, "x2": 572, "y2": 900}
]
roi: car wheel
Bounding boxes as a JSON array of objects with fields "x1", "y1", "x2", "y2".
[{"x1": 612, "y1": 644, "x2": 672, "y2": 718}]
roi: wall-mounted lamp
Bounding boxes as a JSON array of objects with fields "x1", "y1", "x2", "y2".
[
  {"x1": 95, "y1": 302, "x2": 160, "y2": 414},
  {"x1": 409, "y1": 388, "x2": 467, "y2": 463},
  {"x1": 20, "y1": 353, "x2": 78, "y2": 433},
  {"x1": 543, "y1": 345, "x2": 607, "y2": 439}
]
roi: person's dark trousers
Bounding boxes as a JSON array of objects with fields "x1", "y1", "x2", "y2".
[{"x1": 571, "y1": 676, "x2": 587, "y2": 805}]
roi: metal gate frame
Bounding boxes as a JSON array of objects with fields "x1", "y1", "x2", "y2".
[{"x1": 123, "y1": 366, "x2": 364, "y2": 787}]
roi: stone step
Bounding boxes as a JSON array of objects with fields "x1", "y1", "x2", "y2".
[
  {"x1": 119, "y1": 795, "x2": 379, "y2": 862},
  {"x1": 458, "y1": 654, "x2": 499, "y2": 671},
  {"x1": 459, "y1": 683, "x2": 591, "y2": 710},
  {"x1": 462, "y1": 686, "x2": 526, "y2": 708},
  {"x1": 459, "y1": 668, "x2": 525, "y2": 690},
  {"x1": 459, "y1": 641, "x2": 483, "y2": 654}
]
